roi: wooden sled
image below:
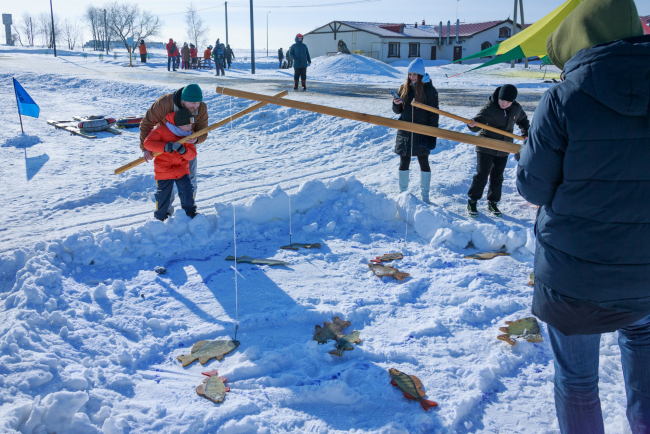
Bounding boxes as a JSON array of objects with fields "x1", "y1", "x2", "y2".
[{"x1": 47, "y1": 120, "x2": 97, "y2": 139}]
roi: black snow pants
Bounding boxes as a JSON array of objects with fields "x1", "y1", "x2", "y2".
[
  {"x1": 467, "y1": 152, "x2": 508, "y2": 202},
  {"x1": 294, "y1": 67, "x2": 307, "y2": 82},
  {"x1": 140, "y1": 54, "x2": 147, "y2": 63},
  {"x1": 154, "y1": 175, "x2": 196, "y2": 221},
  {"x1": 399, "y1": 155, "x2": 430, "y2": 172}
]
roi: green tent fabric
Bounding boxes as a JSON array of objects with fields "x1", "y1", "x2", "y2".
[{"x1": 448, "y1": 0, "x2": 586, "y2": 73}]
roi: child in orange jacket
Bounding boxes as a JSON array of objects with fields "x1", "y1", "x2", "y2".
[{"x1": 144, "y1": 109, "x2": 198, "y2": 221}]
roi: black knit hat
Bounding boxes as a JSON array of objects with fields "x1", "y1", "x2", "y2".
[
  {"x1": 498, "y1": 84, "x2": 518, "y2": 102},
  {"x1": 174, "y1": 109, "x2": 194, "y2": 127}
]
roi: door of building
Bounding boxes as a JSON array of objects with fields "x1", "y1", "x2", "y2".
[
  {"x1": 453, "y1": 46, "x2": 462, "y2": 62},
  {"x1": 431, "y1": 46, "x2": 436, "y2": 61}
]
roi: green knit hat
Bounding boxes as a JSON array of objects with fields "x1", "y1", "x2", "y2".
[
  {"x1": 546, "y1": 0, "x2": 644, "y2": 71},
  {"x1": 181, "y1": 84, "x2": 203, "y2": 102}
]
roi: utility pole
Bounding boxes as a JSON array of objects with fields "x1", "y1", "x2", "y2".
[
  {"x1": 511, "y1": 0, "x2": 518, "y2": 68},
  {"x1": 29, "y1": 17, "x2": 33, "y2": 46},
  {"x1": 225, "y1": 1, "x2": 229, "y2": 45},
  {"x1": 249, "y1": 0, "x2": 255, "y2": 74},
  {"x1": 49, "y1": 0, "x2": 57, "y2": 56},
  {"x1": 267, "y1": 11, "x2": 271, "y2": 57},
  {"x1": 104, "y1": 9, "x2": 108, "y2": 54},
  {"x1": 519, "y1": 0, "x2": 528, "y2": 68}
]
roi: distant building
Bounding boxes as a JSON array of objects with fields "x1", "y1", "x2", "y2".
[{"x1": 303, "y1": 20, "x2": 529, "y2": 64}]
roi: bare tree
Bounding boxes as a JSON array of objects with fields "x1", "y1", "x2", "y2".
[
  {"x1": 62, "y1": 19, "x2": 81, "y2": 50},
  {"x1": 18, "y1": 13, "x2": 35, "y2": 46},
  {"x1": 12, "y1": 25, "x2": 23, "y2": 46},
  {"x1": 105, "y1": 2, "x2": 161, "y2": 51},
  {"x1": 37, "y1": 12, "x2": 61, "y2": 48},
  {"x1": 185, "y1": 3, "x2": 207, "y2": 49},
  {"x1": 83, "y1": 6, "x2": 104, "y2": 50}
]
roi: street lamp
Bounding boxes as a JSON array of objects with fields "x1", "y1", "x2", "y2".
[{"x1": 267, "y1": 11, "x2": 271, "y2": 57}]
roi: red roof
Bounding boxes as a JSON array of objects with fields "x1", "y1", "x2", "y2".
[
  {"x1": 378, "y1": 24, "x2": 403, "y2": 33},
  {"x1": 642, "y1": 15, "x2": 650, "y2": 35},
  {"x1": 436, "y1": 20, "x2": 527, "y2": 37}
]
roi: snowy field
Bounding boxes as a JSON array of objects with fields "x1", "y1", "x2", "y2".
[{"x1": 0, "y1": 47, "x2": 631, "y2": 434}]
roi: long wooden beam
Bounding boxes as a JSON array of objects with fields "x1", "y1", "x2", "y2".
[
  {"x1": 114, "y1": 90, "x2": 289, "y2": 175},
  {"x1": 216, "y1": 87, "x2": 521, "y2": 154},
  {"x1": 411, "y1": 101, "x2": 525, "y2": 141}
]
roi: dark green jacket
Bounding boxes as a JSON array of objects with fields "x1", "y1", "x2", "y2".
[
  {"x1": 468, "y1": 87, "x2": 529, "y2": 157},
  {"x1": 289, "y1": 37, "x2": 311, "y2": 69},
  {"x1": 392, "y1": 78, "x2": 439, "y2": 157}
]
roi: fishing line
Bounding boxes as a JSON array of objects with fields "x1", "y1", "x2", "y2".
[
  {"x1": 221, "y1": 87, "x2": 239, "y2": 341},
  {"x1": 403, "y1": 102, "x2": 415, "y2": 249},
  {"x1": 284, "y1": 107, "x2": 293, "y2": 246}
]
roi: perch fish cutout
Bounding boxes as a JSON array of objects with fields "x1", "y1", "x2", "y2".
[
  {"x1": 226, "y1": 255, "x2": 290, "y2": 266},
  {"x1": 177, "y1": 339, "x2": 240, "y2": 367},
  {"x1": 369, "y1": 252, "x2": 403, "y2": 264},
  {"x1": 196, "y1": 369, "x2": 230, "y2": 404},
  {"x1": 329, "y1": 330, "x2": 361, "y2": 357},
  {"x1": 389, "y1": 368, "x2": 437, "y2": 411},
  {"x1": 280, "y1": 243, "x2": 322, "y2": 250},
  {"x1": 497, "y1": 317, "x2": 543, "y2": 346},
  {"x1": 368, "y1": 263, "x2": 410, "y2": 281},
  {"x1": 463, "y1": 252, "x2": 510, "y2": 260},
  {"x1": 313, "y1": 316, "x2": 351, "y2": 344}
]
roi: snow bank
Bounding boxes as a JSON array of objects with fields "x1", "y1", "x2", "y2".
[
  {"x1": 310, "y1": 53, "x2": 402, "y2": 79},
  {"x1": 2, "y1": 134, "x2": 42, "y2": 148}
]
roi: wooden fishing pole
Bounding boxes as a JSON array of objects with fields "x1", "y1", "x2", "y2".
[
  {"x1": 411, "y1": 101, "x2": 525, "y2": 141},
  {"x1": 215, "y1": 87, "x2": 521, "y2": 154},
  {"x1": 114, "y1": 90, "x2": 289, "y2": 175}
]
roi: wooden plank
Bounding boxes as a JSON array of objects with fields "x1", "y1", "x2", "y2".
[
  {"x1": 411, "y1": 102, "x2": 525, "y2": 141},
  {"x1": 113, "y1": 90, "x2": 289, "y2": 175},
  {"x1": 215, "y1": 87, "x2": 521, "y2": 154},
  {"x1": 47, "y1": 120, "x2": 97, "y2": 139}
]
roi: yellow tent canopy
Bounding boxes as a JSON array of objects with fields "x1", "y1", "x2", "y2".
[{"x1": 450, "y1": 0, "x2": 586, "y2": 71}]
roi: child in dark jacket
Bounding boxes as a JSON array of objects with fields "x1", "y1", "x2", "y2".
[
  {"x1": 466, "y1": 84, "x2": 529, "y2": 218},
  {"x1": 144, "y1": 109, "x2": 198, "y2": 221}
]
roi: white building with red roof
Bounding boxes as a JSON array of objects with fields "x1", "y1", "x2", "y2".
[{"x1": 303, "y1": 19, "x2": 529, "y2": 65}]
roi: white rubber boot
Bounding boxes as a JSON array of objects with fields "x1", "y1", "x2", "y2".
[
  {"x1": 398, "y1": 170, "x2": 410, "y2": 193},
  {"x1": 421, "y1": 171, "x2": 431, "y2": 203}
]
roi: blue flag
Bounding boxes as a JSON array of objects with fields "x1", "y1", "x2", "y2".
[{"x1": 13, "y1": 78, "x2": 40, "y2": 118}]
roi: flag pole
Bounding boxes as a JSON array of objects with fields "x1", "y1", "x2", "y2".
[{"x1": 12, "y1": 79, "x2": 24, "y2": 134}]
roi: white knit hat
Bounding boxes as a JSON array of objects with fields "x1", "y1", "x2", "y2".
[{"x1": 408, "y1": 58, "x2": 426, "y2": 76}]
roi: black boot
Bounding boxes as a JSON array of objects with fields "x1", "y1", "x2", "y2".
[
  {"x1": 293, "y1": 80, "x2": 299, "y2": 90},
  {"x1": 467, "y1": 200, "x2": 479, "y2": 218},
  {"x1": 488, "y1": 201, "x2": 502, "y2": 217},
  {"x1": 301, "y1": 79, "x2": 306, "y2": 91}
]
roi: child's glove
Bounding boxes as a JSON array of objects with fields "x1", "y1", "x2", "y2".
[
  {"x1": 172, "y1": 142, "x2": 186, "y2": 155},
  {"x1": 164, "y1": 142, "x2": 175, "y2": 153}
]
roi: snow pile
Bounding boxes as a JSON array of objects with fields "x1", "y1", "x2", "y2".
[
  {"x1": 2, "y1": 134, "x2": 42, "y2": 148},
  {"x1": 309, "y1": 54, "x2": 402, "y2": 79}
]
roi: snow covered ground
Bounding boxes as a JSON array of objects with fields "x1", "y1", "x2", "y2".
[{"x1": 0, "y1": 47, "x2": 631, "y2": 434}]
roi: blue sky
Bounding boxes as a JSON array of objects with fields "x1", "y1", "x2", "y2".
[{"x1": 6, "y1": 0, "x2": 650, "y2": 52}]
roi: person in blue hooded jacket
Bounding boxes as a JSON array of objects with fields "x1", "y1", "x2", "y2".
[
  {"x1": 391, "y1": 58, "x2": 439, "y2": 203},
  {"x1": 516, "y1": 0, "x2": 650, "y2": 431},
  {"x1": 289, "y1": 33, "x2": 311, "y2": 91}
]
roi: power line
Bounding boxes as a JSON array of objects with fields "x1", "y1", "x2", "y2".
[{"x1": 158, "y1": 0, "x2": 380, "y2": 16}]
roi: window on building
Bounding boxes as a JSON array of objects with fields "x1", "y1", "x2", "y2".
[
  {"x1": 388, "y1": 42, "x2": 400, "y2": 58},
  {"x1": 499, "y1": 27, "x2": 511, "y2": 38},
  {"x1": 481, "y1": 41, "x2": 492, "y2": 58},
  {"x1": 408, "y1": 43, "x2": 420, "y2": 57}
]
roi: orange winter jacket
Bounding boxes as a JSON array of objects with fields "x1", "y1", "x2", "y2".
[
  {"x1": 203, "y1": 48, "x2": 212, "y2": 59},
  {"x1": 144, "y1": 112, "x2": 197, "y2": 180},
  {"x1": 139, "y1": 44, "x2": 147, "y2": 55}
]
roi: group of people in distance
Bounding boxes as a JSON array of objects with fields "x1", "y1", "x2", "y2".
[
  {"x1": 160, "y1": 38, "x2": 234, "y2": 74},
  {"x1": 391, "y1": 57, "x2": 529, "y2": 216},
  {"x1": 135, "y1": 0, "x2": 650, "y2": 430}
]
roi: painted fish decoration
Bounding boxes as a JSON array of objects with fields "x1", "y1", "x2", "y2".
[
  {"x1": 368, "y1": 263, "x2": 410, "y2": 281},
  {"x1": 497, "y1": 317, "x2": 543, "y2": 346},
  {"x1": 225, "y1": 255, "x2": 290, "y2": 266},
  {"x1": 389, "y1": 368, "x2": 437, "y2": 411},
  {"x1": 196, "y1": 369, "x2": 230, "y2": 403},
  {"x1": 463, "y1": 252, "x2": 510, "y2": 260},
  {"x1": 177, "y1": 339, "x2": 240, "y2": 367},
  {"x1": 369, "y1": 252, "x2": 403, "y2": 264},
  {"x1": 313, "y1": 316, "x2": 351, "y2": 344},
  {"x1": 281, "y1": 243, "x2": 322, "y2": 250},
  {"x1": 528, "y1": 272, "x2": 535, "y2": 286},
  {"x1": 329, "y1": 330, "x2": 361, "y2": 357}
]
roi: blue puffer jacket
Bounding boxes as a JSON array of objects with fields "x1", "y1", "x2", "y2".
[
  {"x1": 517, "y1": 35, "x2": 650, "y2": 335},
  {"x1": 289, "y1": 37, "x2": 311, "y2": 69}
]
